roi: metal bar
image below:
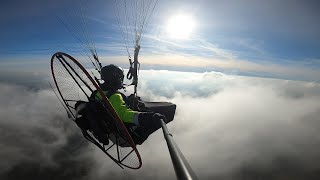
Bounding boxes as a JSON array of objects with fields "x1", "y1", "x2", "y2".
[
  {"x1": 57, "y1": 56, "x2": 89, "y2": 99},
  {"x1": 48, "y1": 81, "x2": 72, "y2": 118},
  {"x1": 106, "y1": 142, "x2": 116, "y2": 151},
  {"x1": 116, "y1": 133, "x2": 120, "y2": 161},
  {"x1": 160, "y1": 119, "x2": 198, "y2": 180},
  {"x1": 120, "y1": 149, "x2": 134, "y2": 162},
  {"x1": 65, "y1": 99, "x2": 80, "y2": 102},
  {"x1": 59, "y1": 55, "x2": 94, "y2": 93}
]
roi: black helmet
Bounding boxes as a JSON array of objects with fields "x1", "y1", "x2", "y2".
[{"x1": 100, "y1": 64, "x2": 124, "y2": 90}]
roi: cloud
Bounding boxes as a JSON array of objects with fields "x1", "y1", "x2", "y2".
[
  {"x1": 130, "y1": 54, "x2": 320, "y2": 82},
  {"x1": 0, "y1": 83, "x2": 92, "y2": 180},
  {"x1": 1, "y1": 70, "x2": 320, "y2": 179},
  {"x1": 136, "y1": 70, "x2": 320, "y2": 179}
]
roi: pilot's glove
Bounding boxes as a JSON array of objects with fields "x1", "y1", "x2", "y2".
[{"x1": 138, "y1": 112, "x2": 166, "y2": 129}]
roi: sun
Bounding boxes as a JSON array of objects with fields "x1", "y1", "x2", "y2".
[{"x1": 166, "y1": 14, "x2": 195, "y2": 39}]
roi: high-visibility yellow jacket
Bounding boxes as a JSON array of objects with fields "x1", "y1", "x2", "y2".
[{"x1": 94, "y1": 91, "x2": 139, "y2": 124}]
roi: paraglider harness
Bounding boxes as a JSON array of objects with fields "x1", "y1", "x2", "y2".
[
  {"x1": 75, "y1": 97, "x2": 114, "y2": 145},
  {"x1": 75, "y1": 88, "x2": 176, "y2": 146},
  {"x1": 74, "y1": 90, "x2": 150, "y2": 146}
]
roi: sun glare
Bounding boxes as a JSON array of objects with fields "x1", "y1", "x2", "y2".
[{"x1": 166, "y1": 14, "x2": 195, "y2": 39}]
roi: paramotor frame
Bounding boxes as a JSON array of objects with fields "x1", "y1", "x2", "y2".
[{"x1": 51, "y1": 52, "x2": 142, "y2": 169}]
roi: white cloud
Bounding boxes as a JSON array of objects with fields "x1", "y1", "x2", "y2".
[
  {"x1": 1, "y1": 70, "x2": 320, "y2": 179},
  {"x1": 0, "y1": 83, "x2": 91, "y2": 179},
  {"x1": 129, "y1": 54, "x2": 320, "y2": 82}
]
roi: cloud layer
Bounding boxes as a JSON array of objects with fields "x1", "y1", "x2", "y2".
[{"x1": 1, "y1": 70, "x2": 320, "y2": 179}]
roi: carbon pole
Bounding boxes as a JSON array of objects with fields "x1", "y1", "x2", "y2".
[
  {"x1": 132, "y1": 45, "x2": 140, "y2": 110},
  {"x1": 133, "y1": 45, "x2": 140, "y2": 95},
  {"x1": 160, "y1": 119, "x2": 198, "y2": 180}
]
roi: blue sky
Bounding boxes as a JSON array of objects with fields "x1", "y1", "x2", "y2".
[
  {"x1": 1, "y1": 0, "x2": 320, "y2": 81},
  {"x1": 2, "y1": 1, "x2": 320, "y2": 179}
]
